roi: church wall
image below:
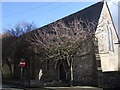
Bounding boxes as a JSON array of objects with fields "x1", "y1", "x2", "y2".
[
  {"x1": 73, "y1": 54, "x2": 98, "y2": 86},
  {"x1": 102, "y1": 71, "x2": 120, "y2": 88},
  {"x1": 95, "y1": 2, "x2": 119, "y2": 71},
  {"x1": 40, "y1": 59, "x2": 58, "y2": 82}
]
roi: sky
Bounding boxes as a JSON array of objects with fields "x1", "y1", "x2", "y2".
[
  {"x1": 1, "y1": 0, "x2": 120, "y2": 36},
  {"x1": 108, "y1": 0, "x2": 119, "y2": 37}
]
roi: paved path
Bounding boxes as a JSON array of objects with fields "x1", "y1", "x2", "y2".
[
  {"x1": 2, "y1": 83, "x2": 103, "y2": 90},
  {"x1": 2, "y1": 84, "x2": 23, "y2": 90},
  {"x1": 45, "y1": 86, "x2": 103, "y2": 90},
  {"x1": 10, "y1": 86, "x2": 102, "y2": 90}
]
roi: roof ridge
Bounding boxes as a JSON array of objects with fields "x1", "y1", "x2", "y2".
[{"x1": 0, "y1": 33, "x2": 13, "y2": 36}]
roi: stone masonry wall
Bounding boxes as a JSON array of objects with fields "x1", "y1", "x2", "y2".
[
  {"x1": 73, "y1": 54, "x2": 98, "y2": 86},
  {"x1": 103, "y1": 71, "x2": 120, "y2": 88}
]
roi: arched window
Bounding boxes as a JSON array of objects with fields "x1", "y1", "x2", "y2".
[{"x1": 106, "y1": 21, "x2": 114, "y2": 52}]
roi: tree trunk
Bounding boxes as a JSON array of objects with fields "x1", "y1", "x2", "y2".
[
  {"x1": 70, "y1": 64, "x2": 73, "y2": 86},
  {"x1": 70, "y1": 58, "x2": 73, "y2": 87},
  {"x1": 6, "y1": 58, "x2": 13, "y2": 78}
]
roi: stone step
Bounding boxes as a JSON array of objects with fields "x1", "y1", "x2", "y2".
[
  {"x1": 95, "y1": 54, "x2": 101, "y2": 61},
  {"x1": 96, "y1": 55, "x2": 100, "y2": 58},
  {"x1": 97, "y1": 67, "x2": 102, "y2": 71},
  {"x1": 95, "y1": 54, "x2": 100, "y2": 57},
  {"x1": 95, "y1": 53, "x2": 99, "y2": 56},
  {"x1": 96, "y1": 57, "x2": 101, "y2": 60}
]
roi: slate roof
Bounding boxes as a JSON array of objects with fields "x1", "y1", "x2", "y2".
[
  {"x1": 61, "y1": 1, "x2": 104, "y2": 24},
  {"x1": 37, "y1": 1, "x2": 104, "y2": 31}
]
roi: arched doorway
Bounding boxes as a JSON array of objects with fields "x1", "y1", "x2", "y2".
[{"x1": 59, "y1": 64, "x2": 66, "y2": 80}]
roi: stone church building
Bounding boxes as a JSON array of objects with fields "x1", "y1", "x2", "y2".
[{"x1": 14, "y1": 1, "x2": 120, "y2": 88}]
